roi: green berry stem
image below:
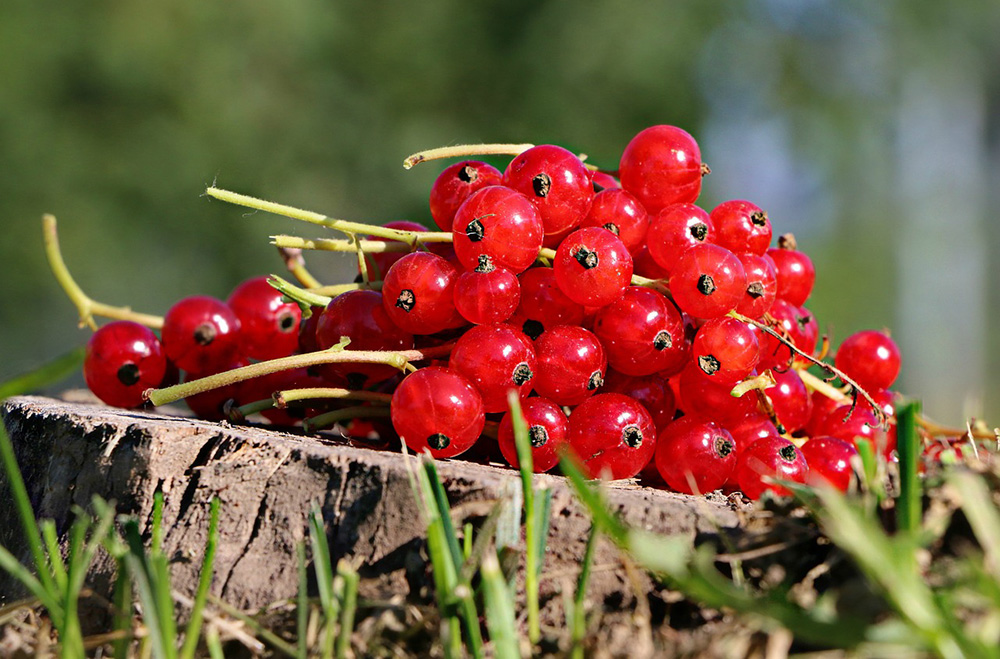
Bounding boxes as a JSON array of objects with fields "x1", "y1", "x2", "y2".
[
  {"x1": 268, "y1": 275, "x2": 333, "y2": 309},
  {"x1": 303, "y1": 405, "x2": 392, "y2": 433},
  {"x1": 273, "y1": 235, "x2": 444, "y2": 254},
  {"x1": 277, "y1": 246, "x2": 323, "y2": 289},
  {"x1": 232, "y1": 387, "x2": 393, "y2": 421},
  {"x1": 43, "y1": 214, "x2": 165, "y2": 330},
  {"x1": 402, "y1": 143, "x2": 535, "y2": 169},
  {"x1": 312, "y1": 281, "x2": 384, "y2": 297}
]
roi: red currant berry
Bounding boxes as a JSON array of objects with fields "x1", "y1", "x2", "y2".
[
  {"x1": 237, "y1": 366, "x2": 328, "y2": 426},
  {"x1": 834, "y1": 330, "x2": 901, "y2": 393},
  {"x1": 655, "y1": 416, "x2": 737, "y2": 494},
  {"x1": 735, "y1": 253, "x2": 777, "y2": 319},
  {"x1": 766, "y1": 368, "x2": 813, "y2": 434},
  {"x1": 452, "y1": 185, "x2": 544, "y2": 274},
  {"x1": 297, "y1": 305, "x2": 325, "y2": 355},
  {"x1": 183, "y1": 358, "x2": 250, "y2": 421},
  {"x1": 227, "y1": 276, "x2": 302, "y2": 362},
  {"x1": 619, "y1": 125, "x2": 704, "y2": 213},
  {"x1": 600, "y1": 369, "x2": 677, "y2": 432},
  {"x1": 568, "y1": 393, "x2": 657, "y2": 480},
  {"x1": 553, "y1": 227, "x2": 633, "y2": 308},
  {"x1": 709, "y1": 200, "x2": 772, "y2": 256},
  {"x1": 678, "y1": 364, "x2": 759, "y2": 426},
  {"x1": 646, "y1": 203, "x2": 713, "y2": 276},
  {"x1": 803, "y1": 390, "x2": 844, "y2": 439},
  {"x1": 390, "y1": 366, "x2": 485, "y2": 458},
  {"x1": 723, "y1": 414, "x2": 779, "y2": 486},
  {"x1": 453, "y1": 256, "x2": 520, "y2": 325},
  {"x1": 382, "y1": 252, "x2": 464, "y2": 335},
  {"x1": 509, "y1": 267, "x2": 585, "y2": 340},
  {"x1": 669, "y1": 243, "x2": 746, "y2": 319},
  {"x1": 360, "y1": 221, "x2": 428, "y2": 278},
  {"x1": 691, "y1": 316, "x2": 760, "y2": 384},
  {"x1": 736, "y1": 435, "x2": 809, "y2": 500},
  {"x1": 756, "y1": 300, "x2": 818, "y2": 370},
  {"x1": 767, "y1": 234, "x2": 815, "y2": 307},
  {"x1": 579, "y1": 189, "x2": 649, "y2": 254},
  {"x1": 823, "y1": 404, "x2": 898, "y2": 457},
  {"x1": 316, "y1": 290, "x2": 415, "y2": 388},
  {"x1": 592, "y1": 287, "x2": 687, "y2": 376},
  {"x1": 497, "y1": 397, "x2": 568, "y2": 473},
  {"x1": 162, "y1": 295, "x2": 242, "y2": 374},
  {"x1": 84, "y1": 321, "x2": 167, "y2": 408},
  {"x1": 532, "y1": 325, "x2": 607, "y2": 406},
  {"x1": 800, "y1": 436, "x2": 857, "y2": 492},
  {"x1": 449, "y1": 323, "x2": 536, "y2": 413},
  {"x1": 503, "y1": 144, "x2": 594, "y2": 235},
  {"x1": 590, "y1": 170, "x2": 620, "y2": 191},
  {"x1": 429, "y1": 161, "x2": 503, "y2": 231},
  {"x1": 632, "y1": 245, "x2": 671, "y2": 280}
]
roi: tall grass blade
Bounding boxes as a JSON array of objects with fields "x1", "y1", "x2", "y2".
[
  {"x1": 506, "y1": 390, "x2": 541, "y2": 643},
  {"x1": 559, "y1": 455, "x2": 628, "y2": 545},
  {"x1": 480, "y1": 550, "x2": 519, "y2": 659},
  {"x1": 895, "y1": 401, "x2": 922, "y2": 534},
  {"x1": 40, "y1": 520, "x2": 67, "y2": 592},
  {"x1": 335, "y1": 559, "x2": 358, "y2": 659},
  {"x1": 179, "y1": 496, "x2": 220, "y2": 659},
  {"x1": 308, "y1": 503, "x2": 339, "y2": 659},
  {"x1": 0, "y1": 346, "x2": 84, "y2": 399},
  {"x1": 950, "y1": 470, "x2": 1000, "y2": 580},
  {"x1": 123, "y1": 520, "x2": 174, "y2": 659},
  {"x1": 297, "y1": 542, "x2": 308, "y2": 659},
  {"x1": 570, "y1": 524, "x2": 598, "y2": 659}
]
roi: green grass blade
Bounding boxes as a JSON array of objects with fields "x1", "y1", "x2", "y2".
[
  {"x1": 423, "y1": 459, "x2": 464, "y2": 577},
  {"x1": 205, "y1": 625, "x2": 226, "y2": 659},
  {"x1": 335, "y1": 559, "x2": 358, "y2": 659},
  {"x1": 0, "y1": 346, "x2": 84, "y2": 399},
  {"x1": 559, "y1": 454, "x2": 629, "y2": 545},
  {"x1": 40, "y1": 519, "x2": 67, "y2": 593},
  {"x1": 480, "y1": 550, "x2": 519, "y2": 659},
  {"x1": 297, "y1": 543, "x2": 308, "y2": 659},
  {"x1": 950, "y1": 470, "x2": 1000, "y2": 580},
  {"x1": 0, "y1": 425, "x2": 61, "y2": 614},
  {"x1": 532, "y1": 485, "x2": 552, "y2": 582},
  {"x1": 506, "y1": 390, "x2": 541, "y2": 644},
  {"x1": 895, "y1": 401, "x2": 922, "y2": 534},
  {"x1": 0, "y1": 545, "x2": 60, "y2": 616},
  {"x1": 308, "y1": 504, "x2": 339, "y2": 659},
  {"x1": 111, "y1": 554, "x2": 134, "y2": 659},
  {"x1": 570, "y1": 523, "x2": 598, "y2": 658},
  {"x1": 180, "y1": 496, "x2": 220, "y2": 659},
  {"x1": 123, "y1": 520, "x2": 174, "y2": 659},
  {"x1": 151, "y1": 490, "x2": 165, "y2": 554}
]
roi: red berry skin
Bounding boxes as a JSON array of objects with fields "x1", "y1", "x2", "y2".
[
  {"x1": 756, "y1": 300, "x2": 818, "y2": 370},
  {"x1": 449, "y1": 323, "x2": 536, "y2": 413},
  {"x1": 390, "y1": 366, "x2": 485, "y2": 459},
  {"x1": 800, "y1": 436, "x2": 857, "y2": 492},
  {"x1": 669, "y1": 243, "x2": 746, "y2": 319},
  {"x1": 382, "y1": 252, "x2": 464, "y2": 335},
  {"x1": 619, "y1": 125, "x2": 703, "y2": 214},
  {"x1": 735, "y1": 253, "x2": 777, "y2": 319},
  {"x1": 591, "y1": 171, "x2": 620, "y2": 191},
  {"x1": 655, "y1": 416, "x2": 737, "y2": 494},
  {"x1": 429, "y1": 161, "x2": 503, "y2": 231},
  {"x1": 736, "y1": 435, "x2": 809, "y2": 500},
  {"x1": 819, "y1": 404, "x2": 897, "y2": 458},
  {"x1": 509, "y1": 267, "x2": 585, "y2": 340},
  {"x1": 452, "y1": 185, "x2": 544, "y2": 274},
  {"x1": 316, "y1": 290, "x2": 415, "y2": 388},
  {"x1": 183, "y1": 358, "x2": 250, "y2": 421},
  {"x1": 453, "y1": 263, "x2": 520, "y2": 325},
  {"x1": 553, "y1": 227, "x2": 634, "y2": 308},
  {"x1": 532, "y1": 325, "x2": 607, "y2": 407},
  {"x1": 678, "y1": 365, "x2": 759, "y2": 426},
  {"x1": 834, "y1": 330, "x2": 901, "y2": 393},
  {"x1": 600, "y1": 369, "x2": 677, "y2": 432},
  {"x1": 767, "y1": 240, "x2": 815, "y2": 307},
  {"x1": 710, "y1": 200, "x2": 772, "y2": 256},
  {"x1": 722, "y1": 413, "x2": 779, "y2": 488},
  {"x1": 592, "y1": 287, "x2": 687, "y2": 376},
  {"x1": 497, "y1": 397, "x2": 568, "y2": 473},
  {"x1": 162, "y1": 295, "x2": 242, "y2": 374},
  {"x1": 360, "y1": 221, "x2": 429, "y2": 278},
  {"x1": 84, "y1": 321, "x2": 167, "y2": 408},
  {"x1": 632, "y1": 245, "x2": 671, "y2": 280},
  {"x1": 579, "y1": 189, "x2": 649, "y2": 254},
  {"x1": 297, "y1": 305, "x2": 325, "y2": 355},
  {"x1": 503, "y1": 144, "x2": 594, "y2": 236},
  {"x1": 568, "y1": 393, "x2": 657, "y2": 480},
  {"x1": 227, "y1": 276, "x2": 302, "y2": 362},
  {"x1": 804, "y1": 390, "x2": 844, "y2": 439},
  {"x1": 646, "y1": 203, "x2": 714, "y2": 276},
  {"x1": 767, "y1": 368, "x2": 813, "y2": 434},
  {"x1": 691, "y1": 316, "x2": 760, "y2": 384}
]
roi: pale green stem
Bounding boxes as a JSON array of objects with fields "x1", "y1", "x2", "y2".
[
  {"x1": 402, "y1": 143, "x2": 534, "y2": 169},
  {"x1": 311, "y1": 281, "x2": 383, "y2": 297},
  {"x1": 273, "y1": 235, "x2": 447, "y2": 254},
  {"x1": 268, "y1": 275, "x2": 333, "y2": 309},
  {"x1": 303, "y1": 406, "x2": 391, "y2": 433}
]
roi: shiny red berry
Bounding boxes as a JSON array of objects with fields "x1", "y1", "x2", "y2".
[
  {"x1": 429, "y1": 161, "x2": 503, "y2": 231},
  {"x1": 532, "y1": 325, "x2": 606, "y2": 406},
  {"x1": 227, "y1": 276, "x2": 301, "y2": 362},
  {"x1": 800, "y1": 436, "x2": 857, "y2": 492},
  {"x1": 390, "y1": 366, "x2": 485, "y2": 458},
  {"x1": 503, "y1": 144, "x2": 594, "y2": 236},
  {"x1": 382, "y1": 252, "x2": 464, "y2": 335},
  {"x1": 553, "y1": 227, "x2": 633, "y2": 308},
  {"x1": 361, "y1": 221, "x2": 428, "y2": 278},
  {"x1": 600, "y1": 369, "x2": 677, "y2": 432},
  {"x1": 161, "y1": 295, "x2": 242, "y2": 374},
  {"x1": 818, "y1": 404, "x2": 897, "y2": 458},
  {"x1": 497, "y1": 397, "x2": 568, "y2": 473},
  {"x1": 710, "y1": 200, "x2": 772, "y2": 256},
  {"x1": 736, "y1": 435, "x2": 809, "y2": 500},
  {"x1": 646, "y1": 203, "x2": 713, "y2": 276},
  {"x1": 592, "y1": 286, "x2": 686, "y2": 376},
  {"x1": 568, "y1": 393, "x2": 657, "y2": 480},
  {"x1": 678, "y1": 364, "x2": 759, "y2": 426},
  {"x1": 834, "y1": 330, "x2": 901, "y2": 393},
  {"x1": 509, "y1": 267, "x2": 585, "y2": 340},
  {"x1": 691, "y1": 316, "x2": 760, "y2": 384},
  {"x1": 619, "y1": 125, "x2": 704, "y2": 213},
  {"x1": 735, "y1": 253, "x2": 777, "y2": 319},
  {"x1": 579, "y1": 188, "x2": 649, "y2": 253},
  {"x1": 183, "y1": 357, "x2": 249, "y2": 421},
  {"x1": 669, "y1": 243, "x2": 746, "y2": 319},
  {"x1": 453, "y1": 256, "x2": 520, "y2": 325},
  {"x1": 84, "y1": 321, "x2": 167, "y2": 408},
  {"x1": 767, "y1": 234, "x2": 816, "y2": 307},
  {"x1": 655, "y1": 416, "x2": 737, "y2": 494},
  {"x1": 766, "y1": 368, "x2": 813, "y2": 434},
  {"x1": 449, "y1": 323, "x2": 536, "y2": 413},
  {"x1": 452, "y1": 185, "x2": 544, "y2": 274}
]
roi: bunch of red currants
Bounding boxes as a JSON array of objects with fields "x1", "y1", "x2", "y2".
[{"x1": 82, "y1": 125, "x2": 908, "y2": 500}]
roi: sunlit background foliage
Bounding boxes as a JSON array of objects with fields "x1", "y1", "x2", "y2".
[{"x1": 2, "y1": 0, "x2": 998, "y2": 424}]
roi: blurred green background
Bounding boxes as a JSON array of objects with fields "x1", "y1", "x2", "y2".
[{"x1": 2, "y1": 0, "x2": 998, "y2": 425}]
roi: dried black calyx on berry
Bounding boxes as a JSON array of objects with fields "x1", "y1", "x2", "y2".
[
  {"x1": 622, "y1": 424, "x2": 643, "y2": 448},
  {"x1": 529, "y1": 425, "x2": 549, "y2": 448},
  {"x1": 714, "y1": 435, "x2": 734, "y2": 458},
  {"x1": 466, "y1": 218, "x2": 486, "y2": 242},
  {"x1": 194, "y1": 323, "x2": 217, "y2": 346},
  {"x1": 278, "y1": 311, "x2": 298, "y2": 332},
  {"x1": 698, "y1": 355, "x2": 721, "y2": 376},
  {"x1": 751, "y1": 211, "x2": 768, "y2": 227},
  {"x1": 532, "y1": 173, "x2": 552, "y2": 198},
  {"x1": 396, "y1": 289, "x2": 416, "y2": 312},
  {"x1": 512, "y1": 362, "x2": 534, "y2": 386},
  {"x1": 117, "y1": 363, "x2": 140, "y2": 386},
  {"x1": 690, "y1": 223, "x2": 709, "y2": 241},
  {"x1": 587, "y1": 370, "x2": 604, "y2": 390},
  {"x1": 777, "y1": 233, "x2": 797, "y2": 250},
  {"x1": 475, "y1": 254, "x2": 496, "y2": 273},
  {"x1": 796, "y1": 313, "x2": 812, "y2": 330},
  {"x1": 458, "y1": 164, "x2": 477, "y2": 183},
  {"x1": 573, "y1": 246, "x2": 599, "y2": 270},
  {"x1": 778, "y1": 444, "x2": 798, "y2": 463},
  {"x1": 522, "y1": 319, "x2": 544, "y2": 341},
  {"x1": 697, "y1": 274, "x2": 717, "y2": 296},
  {"x1": 602, "y1": 223, "x2": 620, "y2": 236},
  {"x1": 427, "y1": 433, "x2": 451, "y2": 450},
  {"x1": 700, "y1": 163, "x2": 712, "y2": 176},
  {"x1": 747, "y1": 281, "x2": 765, "y2": 298}
]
